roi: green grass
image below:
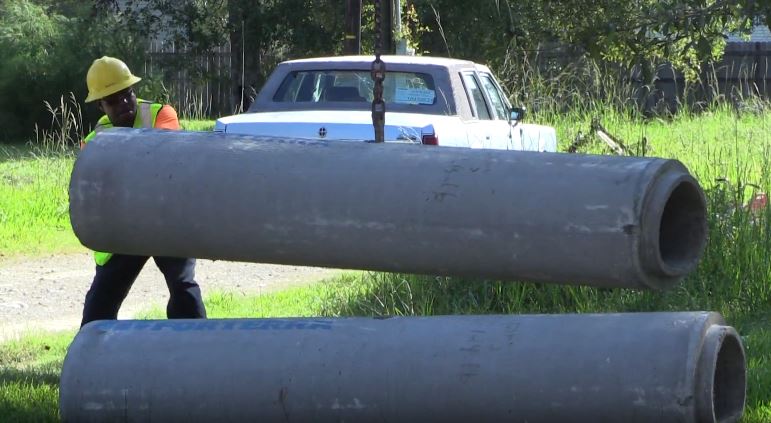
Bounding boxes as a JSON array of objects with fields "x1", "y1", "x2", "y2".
[
  {"x1": 0, "y1": 331, "x2": 72, "y2": 422},
  {"x1": 550, "y1": 106, "x2": 771, "y2": 186},
  {"x1": 180, "y1": 119, "x2": 215, "y2": 132},
  {"x1": 0, "y1": 144, "x2": 81, "y2": 256},
  {"x1": 738, "y1": 314, "x2": 771, "y2": 422},
  {"x1": 137, "y1": 283, "x2": 340, "y2": 319}
]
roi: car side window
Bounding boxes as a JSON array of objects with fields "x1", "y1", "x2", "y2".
[
  {"x1": 480, "y1": 74, "x2": 508, "y2": 120},
  {"x1": 461, "y1": 72, "x2": 491, "y2": 120}
]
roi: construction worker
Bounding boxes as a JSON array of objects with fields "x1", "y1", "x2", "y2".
[{"x1": 79, "y1": 56, "x2": 207, "y2": 327}]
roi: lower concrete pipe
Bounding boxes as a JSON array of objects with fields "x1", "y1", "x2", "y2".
[
  {"x1": 59, "y1": 312, "x2": 745, "y2": 423},
  {"x1": 69, "y1": 128, "x2": 707, "y2": 289}
]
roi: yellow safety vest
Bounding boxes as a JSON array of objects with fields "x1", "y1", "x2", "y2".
[{"x1": 83, "y1": 100, "x2": 164, "y2": 266}]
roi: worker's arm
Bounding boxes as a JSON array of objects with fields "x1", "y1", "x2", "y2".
[{"x1": 154, "y1": 105, "x2": 181, "y2": 130}]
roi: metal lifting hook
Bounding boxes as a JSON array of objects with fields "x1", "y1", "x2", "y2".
[{"x1": 371, "y1": 0, "x2": 386, "y2": 143}]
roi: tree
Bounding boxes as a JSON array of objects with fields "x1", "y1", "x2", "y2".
[
  {"x1": 0, "y1": 0, "x2": 153, "y2": 141},
  {"x1": 533, "y1": 0, "x2": 762, "y2": 81},
  {"x1": 121, "y1": 0, "x2": 344, "y2": 112},
  {"x1": 411, "y1": 0, "x2": 766, "y2": 81},
  {"x1": 0, "y1": 0, "x2": 70, "y2": 137}
]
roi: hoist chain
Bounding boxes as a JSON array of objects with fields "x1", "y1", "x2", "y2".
[{"x1": 371, "y1": 0, "x2": 386, "y2": 143}]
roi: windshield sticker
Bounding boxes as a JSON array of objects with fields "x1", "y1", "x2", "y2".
[{"x1": 395, "y1": 88, "x2": 435, "y2": 105}]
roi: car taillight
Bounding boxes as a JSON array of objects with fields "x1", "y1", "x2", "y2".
[{"x1": 421, "y1": 133, "x2": 439, "y2": 145}]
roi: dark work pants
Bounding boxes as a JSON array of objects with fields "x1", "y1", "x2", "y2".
[{"x1": 81, "y1": 255, "x2": 207, "y2": 327}]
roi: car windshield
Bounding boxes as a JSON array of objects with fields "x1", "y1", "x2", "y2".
[{"x1": 272, "y1": 70, "x2": 437, "y2": 106}]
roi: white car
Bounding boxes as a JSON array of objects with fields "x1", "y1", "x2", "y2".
[{"x1": 215, "y1": 55, "x2": 557, "y2": 152}]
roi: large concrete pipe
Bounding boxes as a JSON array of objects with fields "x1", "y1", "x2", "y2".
[
  {"x1": 69, "y1": 128, "x2": 707, "y2": 290},
  {"x1": 60, "y1": 312, "x2": 745, "y2": 422}
]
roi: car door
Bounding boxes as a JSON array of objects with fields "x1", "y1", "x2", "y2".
[
  {"x1": 460, "y1": 72, "x2": 493, "y2": 148},
  {"x1": 477, "y1": 73, "x2": 513, "y2": 150}
]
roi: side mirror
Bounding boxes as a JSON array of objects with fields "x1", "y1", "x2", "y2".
[{"x1": 510, "y1": 106, "x2": 526, "y2": 122}]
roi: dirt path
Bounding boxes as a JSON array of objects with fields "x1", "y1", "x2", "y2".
[{"x1": 0, "y1": 253, "x2": 340, "y2": 341}]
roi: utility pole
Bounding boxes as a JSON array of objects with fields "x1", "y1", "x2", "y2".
[
  {"x1": 345, "y1": 0, "x2": 401, "y2": 55},
  {"x1": 379, "y1": 0, "x2": 393, "y2": 54},
  {"x1": 344, "y1": 0, "x2": 362, "y2": 55},
  {"x1": 394, "y1": 0, "x2": 408, "y2": 55}
]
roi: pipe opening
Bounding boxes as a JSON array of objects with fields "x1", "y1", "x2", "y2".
[
  {"x1": 658, "y1": 180, "x2": 706, "y2": 272},
  {"x1": 712, "y1": 333, "x2": 746, "y2": 422}
]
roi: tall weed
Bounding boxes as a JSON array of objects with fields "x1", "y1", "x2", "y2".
[{"x1": 32, "y1": 93, "x2": 84, "y2": 154}]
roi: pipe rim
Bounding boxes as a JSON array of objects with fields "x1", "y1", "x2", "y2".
[
  {"x1": 695, "y1": 325, "x2": 746, "y2": 423},
  {"x1": 640, "y1": 171, "x2": 707, "y2": 288}
]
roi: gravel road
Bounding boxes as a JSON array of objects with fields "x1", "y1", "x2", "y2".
[{"x1": 0, "y1": 253, "x2": 340, "y2": 341}]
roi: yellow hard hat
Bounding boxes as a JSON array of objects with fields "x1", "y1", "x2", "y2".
[{"x1": 85, "y1": 56, "x2": 142, "y2": 103}]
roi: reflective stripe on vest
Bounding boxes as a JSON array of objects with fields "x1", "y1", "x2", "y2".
[
  {"x1": 139, "y1": 101, "x2": 152, "y2": 128},
  {"x1": 84, "y1": 100, "x2": 165, "y2": 265},
  {"x1": 83, "y1": 100, "x2": 162, "y2": 144}
]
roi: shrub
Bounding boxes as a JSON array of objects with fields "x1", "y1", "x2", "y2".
[{"x1": 0, "y1": 0, "x2": 150, "y2": 142}]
